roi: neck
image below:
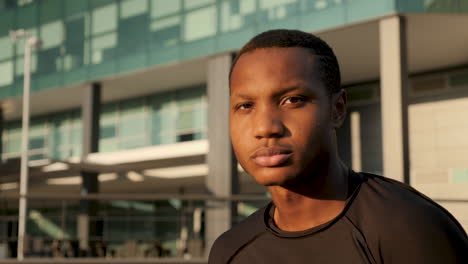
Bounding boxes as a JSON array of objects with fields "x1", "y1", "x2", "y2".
[{"x1": 268, "y1": 154, "x2": 349, "y2": 232}]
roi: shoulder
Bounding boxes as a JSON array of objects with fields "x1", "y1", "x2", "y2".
[
  {"x1": 354, "y1": 172, "x2": 461, "y2": 224},
  {"x1": 208, "y1": 204, "x2": 268, "y2": 264},
  {"x1": 348, "y1": 172, "x2": 468, "y2": 263}
]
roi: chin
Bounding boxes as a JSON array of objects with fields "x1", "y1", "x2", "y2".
[{"x1": 250, "y1": 167, "x2": 299, "y2": 187}]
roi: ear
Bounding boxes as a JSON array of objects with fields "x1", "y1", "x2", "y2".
[{"x1": 331, "y1": 89, "x2": 347, "y2": 128}]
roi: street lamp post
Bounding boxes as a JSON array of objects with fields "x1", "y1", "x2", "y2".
[{"x1": 10, "y1": 29, "x2": 41, "y2": 260}]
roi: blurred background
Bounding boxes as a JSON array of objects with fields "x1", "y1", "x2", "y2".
[{"x1": 0, "y1": 0, "x2": 467, "y2": 262}]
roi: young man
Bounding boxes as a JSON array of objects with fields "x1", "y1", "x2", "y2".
[{"x1": 208, "y1": 29, "x2": 468, "y2": 263}]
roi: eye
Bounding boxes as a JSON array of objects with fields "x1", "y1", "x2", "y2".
[
  {"x1": 236, "y1": 102, "x2": 253, "y2": 110},
  {"x1": 282, "y1": 96, "x2": 306, "y2": 105}
]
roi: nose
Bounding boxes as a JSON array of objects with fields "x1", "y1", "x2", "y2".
[{"x1": 253, "y1": 107, "x2": 285, "y2": 139}]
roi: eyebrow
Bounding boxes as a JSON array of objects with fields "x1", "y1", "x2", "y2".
[
  {"x1": 231, "y1": 83, "x2": 310, "y2": 100},
  {"x1": 271, "y1": 85, "x2": 307, "y2": 99}
]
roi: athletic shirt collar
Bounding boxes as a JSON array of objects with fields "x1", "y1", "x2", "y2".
[{"x1": 264, "y1": 169, "x2": 363, "y2": 238}]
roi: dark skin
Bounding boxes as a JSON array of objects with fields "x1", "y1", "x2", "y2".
[{"x1": 230, "y1": 47, "x2": 348, "y2": 231}]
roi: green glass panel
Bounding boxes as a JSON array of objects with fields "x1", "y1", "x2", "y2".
[
  {"x1": 150, "y1": 0, "x2": 181, "y2": 18},
  {"x1": 91, "y1": 32, "x2": 117, "y2": 64},
  {"x1": 119, "y1": 117, "x2": 145, "y2": 138},
  {"x1": 71, "y1": 128, "x2": 81, "y2": 144},
  {"x1": 184, "y1": 0, "x2": 214, "y2": 9},
  {"x1": 159, "y1": 132, "x2": 176, "y2": 144},
  {"x1": 39, "y1": 0, "x2": 62, "y2": 24},
  {"x1": 346, "y1": 0, "x2": 394, "y2": 23},
  {"x1": 90, "y1": 0, "x2": 116, "y2": 8},
  {"x1": 149, "y1": 16, "x2": 182, "y2": 50},
  {"x1": 100, "y1": 124, "x2": 116, "y2": 139},
  {"x1": 0, "y1": 9, "x2": 14, "y2": 35},
  {"x1": 29, "y1": 137, "x2": 45, "y2": 149},
  {"x1": 101, "y1": 103, "x2": 118, "y2": 120},
  {"x1": 220, "y1": 0, "x2": 256, "y2": 33},
  {"x1": 14, "y1": 28, "x2": 39, "y2": 57},
  {"x1": 176, "y1": 87, "x2": 203, "y2": 106},
  {"x1": 16, "y1": 2, "x2": 38, "y2": 29},
  {"x1": 29, "y1": 153, "x2": 46, "y2": 161},
  {"x1": 176, "y1": 110, "x2": 193, "y2": 130},
  {"x1": 118, "y1": 53, "x2": 147, "y2": 73},
  {"x1": 182, "y1": 38, "x2": 216, "y2": 60},
  {"x1": 88, "y1": 61, "x2": 116, "y2": 79},
  {"x1": 0, "y1": 60, "x2": 14, "y2": 86},
  {"x1": 40, "y1": 21, "x2": 63, "y2": 49},
  {"x1": 0, "y1": 35, "x2": 13, "y2": 60},
  {"x1": 15, "y1": 53, "x2": 38, "y2": 76},
  {"x1": 100, "y1": 139, "x2": 119, "y2": 152},
  {"x1": 120, "y1": 0, "x2": 148, "y2": 19},
  {"x1": 121, "y1": 98, "x2": 145, "y2": 116},
  {"x1": 91, "y1": 4, "x2": 117, "y2": 34},
  {"x1": 65, "y1": 0, "x2": 88, "y2": 17},
  {"x1": 6, "y1": 137, "x2": 21, "y2": 153},
  {"x1": 118, "y1": 11, "x2": 148, "y2": 57},
  {"x1": 184, "y1": 6, "x2": 217, "y2": 41},
  {"x1": 36, "y1": 73, "x2": 62, "y2": 91},
  {"x1": 192, "y1": 107, "x2": 206, "y2": 130},
  {"x1": 119, "y1": 137, "x2": 146, "y2": 149},
  {"x1": 449, "y1": 72, "x2": 468, "y2": 88}
]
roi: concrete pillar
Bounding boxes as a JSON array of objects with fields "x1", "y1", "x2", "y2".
[
  {"x1": 379, "y1": 16, "x2": 410, "y2": 183},
  {"x1": 350, "y1": 111, "x2": 362, "y2": 172},
  {"x1": 0, "y1": 108, "x2": 3, "y2": 160},
  {"x1": 79, "y1": 82, "x2": 101, "y2": 254},
  {"x1": 205, "y1": 53, "x2": 238, "y2": 255}
]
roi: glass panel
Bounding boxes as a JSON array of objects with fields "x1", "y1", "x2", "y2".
[
  {"x1": 119, "y1": 117, "x2": 145, "y2": 138},
  {"x1": 100, "y1": 125, "x2": 116, "y2": 139},
  {"x1": 120, "y1": 0, "x2": 148, "y2": 19},
  {"x1": 91, "y1": 32, "x2": 117, "y2": 64},
  {"x1": 184, "y1": 6, "x2": 217, "y2": 41},
  {"x1": 184, "y1": 0, "x2": 215, "y2": 9},
  {"x1": 64, "y1": 16, "x2": 85, "y2": 70},
  {"x1": 150, "y1": 16, "x2": 181, "y2": 48},
  {"x1": 6, "y1": 137, "x2": 21, "y2": 153},
  {"x1": 65, "y1": 0, "x2": 88, "y2": 17},
  {"x1": 100, "y1": 138, "x2": 119, "y2": 152},
  {"x1": 39, "y1": 0, "x2": 62, "y2": 23},
  {"x1": 29, "y1": 137, "x2": 45, "y2": 149},
  {"x1": 176, "y1": 110, "x2": 193, "y2": 130},
  {"x1": 118, "y1": 10, "x2": 149, "y2": 56},
  {"x1": 15, "y1": 53, "x2": 38, "y2": 76},
  {"x1": 40, "y1": 21, "x2": 64, "y2": 49},
  {"x1": 120, "y1": 137, "x2": 146, "y2": 149},
  {"x1": 0, "y1": 36, "x2": 13, "y2": 60},
  {"x1": 0, "y1": 60, "x2": 14, "y2": 86},
  {"x1": 16, "y1": 2, "x2": 38, "y2": 29},
  {"x1": 150, "y1": 0, "x2": 181, "y2": 18},
  {"x1": 91, "y1": 4, "x2": 117, "y2": 34},
  {"x1": 120, "y1": 98, "x2": 145, "y2": 116},
  {"x1": 176, "y1": 87, "x2": 203, "y2": 107}
]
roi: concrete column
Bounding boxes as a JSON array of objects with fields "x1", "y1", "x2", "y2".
[
  {"x1": 379, "y1": 16, "x2": 410, "y2": 183},
  {"x1": 205, "y1": 53, "x2": 238, "y2": 255},
  {"x1": 79, "y1": 82, "x2": 101, "y2": 254},
  {"x1": 350, "y1": 111, "x2": 362, "y2": 172},
  {"x1": 0, "y1": 108, "x2": 3, "y2": 160}
]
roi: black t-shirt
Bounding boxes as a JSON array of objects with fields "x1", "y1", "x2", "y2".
[{"x1": 208, "y1": 171, "x2": 468, "y2": 263}]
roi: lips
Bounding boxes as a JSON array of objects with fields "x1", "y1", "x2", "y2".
[{"x1": 251, "y1": 146, "x2": 292, "y2": 167}]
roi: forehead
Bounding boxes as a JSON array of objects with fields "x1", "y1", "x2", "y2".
[{"x1": 230, "y1": 47, "x2": 320, "y2": 91}]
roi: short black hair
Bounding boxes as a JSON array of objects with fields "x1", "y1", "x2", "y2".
[{"x1": 230, "y1": 29, "x2": 341, "y2": 95}]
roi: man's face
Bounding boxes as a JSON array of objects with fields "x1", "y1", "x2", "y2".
[{"x1": 230, "y1": 47, "x2": 337, "y2": 186}]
